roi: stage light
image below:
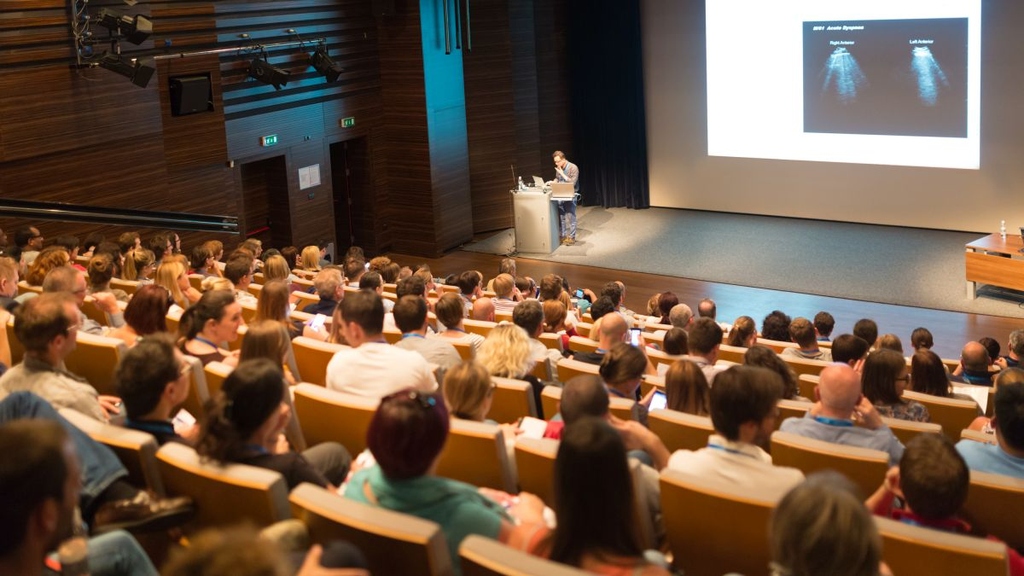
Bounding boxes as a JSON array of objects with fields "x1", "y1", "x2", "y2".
[
  {"x1": 309, "y1": 46, "x2": 344, "y2": 82},
  {"x1": 248, "y1": 57, "x2": 290, "y2": 90},
  {"x1": 911, "y1": 46, "x2": 949, "y2": 106},
  {"x1": 95, "y1": 10, "x2": 152, "y2": 45},
  {"x1": 821, "y1": 47, "x2": 867, "y2": 104},
  {"x1": 98, "y1": 52, "x2": 155, "y2": 88}
]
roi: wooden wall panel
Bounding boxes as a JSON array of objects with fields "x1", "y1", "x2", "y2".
[
  {"x1": 534, "y1": 1, "x2": 572, "y2": 164},
  {"x1": 158, "y1": 55, "x2": 229, "y2": 169},
  {"x1": 286, "y1": 140, "x2": 335, "y2": 249},
  {"x1": 225, "y1": 103, "x2": 326, "y2": 160}
]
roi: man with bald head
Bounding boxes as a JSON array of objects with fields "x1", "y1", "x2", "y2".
[
  {"x1": 573, "y1": 311, "x2": 629, "y2": 365},
  {"x1": 779, "y1": 363, "x2": 904, "y2": 464},
  {"x1": 471, "y1": 296, "x2": 495, "y2": 322},
  {"x1": 951, "y1": 341, "x2": 995, "y2": 385}
]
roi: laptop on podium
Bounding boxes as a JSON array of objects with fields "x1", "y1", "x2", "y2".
[{"x1": 550, "y1": 182, "x2": 575, "y2": 200}]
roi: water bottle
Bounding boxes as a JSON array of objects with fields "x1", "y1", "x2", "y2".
[
  {"x1": 1001, "y1": 220, "x2": 1007, "y2": 241},
  {"x1": 517, "y1": 176, "x2": 524, "y2": 191}
]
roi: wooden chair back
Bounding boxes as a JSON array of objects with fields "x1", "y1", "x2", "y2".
[
  {"x1": 7, "y1": 315, "x2": 23, "y2": 366},
  {"x1": 80, "y1": 298, "x2": 111, "y2": 327},
  {"x1": 646, "y1": 348, "x2": 683, "y2": 371},
  {"x1": 63, "y1": 332, "x2": 127, "y2": 396},
  {"x1": 463, "y1": 318, "x2": 496, "y2": 337},
  {"x1": 179, "y1": 354, "x2": 210, "y2": 422},
  {"x1": 436, "y1": 419, "x2": 516, "y2": 493},
  {"x1": 537, "y1": 332, "x2": 562, "y2": 351},
  {"x1": 17, "y1": 280, "x2": 42, "y2": 296},
  {"x1": 876, "y1": 516, "x2": 1008, "y2": 576},
  {"x1": 291, "y1": 337, "x2": 348, "y2": 387},
  {"x1": 460, "y1": 535, "x2": 588, "y2": 576},
  {"x1": 770, "y1": 431, "x2": 889, "y2": 497},
  {"x1": 291, "y1": 290, "x2": 320, "y2": 312},
  {"x1": 540, "y1": 385, "x2": 636, "y2": 423},
  {"x1": 960, "y1": 429, "x2": 996, "y2": 445},
  {"x1": 797, "y1": 374, "x2": 819, "y2": 401},
  {"x1": 452, "y1": 339, "x2": 474, "y2": 360},
  {"x1": 962, "y1": 470, "x2": 1024, "y2": 552},
  {"x1": 109, "y1": 277, "x2": 140, "y2": 296},
  {"x1": 156, "y1": 443, "x2": 290, "y2": 531},
  {"x1": 648, "y1": 409, "x2": 713, "y2": 453},
  {"x1": 776, "y1": 399, "x2": 813, "y2": 430},
  {"x1": 566, "y1": 335, "x2": 598, "y2": 355},
  {"x1": 488, "y1": 377, "x2": 538, "y2": 424},
  {"x1": 202, "y1": 361, "x2": 233, "y2": 400},
  {"x1": 292, "y1": 384, "x2": 378, "y2": 456},
  {"x1": 61, "y1": 408, "x2": 165, "y2": 495},
  {"x1": 716, "y1": 343, "x2": 747, "y2": 364},
  {"x1": 659, "y1": 469, "x2": 776, "y2": 576},
  {"x1": 876, "y1": 416, "x2": 942, "y2": 445},
  {"x1": 513, "y1": 437, "x2": 559, "y2": 506},
  {"x1": 755, "y1": 337, "x2": 799, "y2": 354},
  {"x1": 902, "y1": 390, "x2": 980, "y2": 441},
  {"x1": 555, "y1": 357, "x2": 599, "y2": 383},
  {"x1": 289, "y1": 483, "x2": 453, "y2": 576},
  {"x1": 781, "y1": 355, "x2": 829, "y2": 378},
  {"x1": 187, "y1": 274, "x2": 204, "y2": 291}
]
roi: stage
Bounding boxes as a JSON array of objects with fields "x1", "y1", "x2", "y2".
[{"x1": 465, "y1": 206, "x2": 1024, "y2": 318}]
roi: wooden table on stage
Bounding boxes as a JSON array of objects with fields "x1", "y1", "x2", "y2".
[{"x1": 965, "y1": 233, "x2": 1024, "y2": 299}]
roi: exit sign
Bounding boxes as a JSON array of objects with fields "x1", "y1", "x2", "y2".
[
  {"x1": 341, "y1": 117, "x2": 355, "y2": 128},
  {"x1": 259, "y1": 134, "x2": 279, "y2": 147}
]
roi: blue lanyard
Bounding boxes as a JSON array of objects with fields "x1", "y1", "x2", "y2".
[
  {"x1": 194, "y1": 336, "x2": 219, "y2": 348},
  {"x1": 707, "y1": 443, "x2": 759, "y2": 460},
  {"x1": 401, "y1": 333, "x2": 425, "y2": 340},
  {"x1": 814, "y1": 415, "x2": 854, "y2": 427},
  {"x1": 242, "y1": 443, "x2": 269, "y2": 455}
]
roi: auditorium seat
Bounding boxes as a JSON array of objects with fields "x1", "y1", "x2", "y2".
[
  {"x1": 962, "y1": 470, "x2": 1024, "y2": 552},
  {"x1": 63, "y1": 332, "x2": 127, "y2": 396},
  {"x1": 239, "y1": 301, "x2": 257, "y2": 323},
  {"x1": 382, "y1": 327, "x2": 402, "y2": 344},
  {"x1": 187, "y1": 274, "x2": 204, "y2": 291},
  {"x1": 541, "y1": 385, "x2": 637, "y2": 422},
  {"x1": 488, "y1": 376, "x2": 538, "y2": 424},
  {"x1": 291, "y1": 290, "x2": 320, "y2": 312},
  {"x1": 716, "y1": 343, "x2": 746, "y2": 364},
  {"x1": 639, "y1": 374, "x2": 665, "y2": 397},
  {"x1": 495, "y1": 311, "x2": 513, "y2": 324},
  {"x1": 109, "y1": 277, "x2": 140, "y2": 296},
  {"x1": 641, "y1": 321, "x2": 673, "y2": 333},
  {"x1": 901, "y1": 390, "x2": 979, "y2": 441},
  {"x1": 659, "y1": 468, "x2": 776, "y2": 576},
  {"x1": 246, "y1": 282, "x2": 263, "y2": 298},
  {"x1": 960, "y1": 429, "x2": 996, "y2": 445},
  {"x1": 7, "y1": 315, "x2": 22, "y2": 366},
  {"x1": 460, "y1": 535, "x2": 589, "y2": 576},
  {"x1": 646, "y1": 347, "x2": 683, "y2": 371},
  {"x1": 156, "y1": 443, "x2": 290, "y2": 531},
  {"x1": 648, "y1": 409, "x2": 714, "y2": 453},
  {"x1": 755, "y1": 337, "x2": 799, "y2": 354},
  {"x1": 451, "y1": 339, "x2": 474, "y2": 360},
  {"x1": 203, "y1": 361, "x2": 233, "y2": 400},
  {"x1": 876, "y1": 516, "x2": 1008, "y2": 576},
  {"x1": 61, "y1": 408, "x2": 165, "y2": 495},
  {"x1": 780, "y1": 355, "x2": 829, "y2": 378},
  {"x1": 17, "y1": 281, "x2": 42, "y2": 296},
  {"x1": 776, "y1": 399, "x2": 813, "y2": 429},
  {"x1": 436, "y1": 419, "x2": 517, "y2": 493},
  {"x1": 566, "y1": 335, "x2": 598, "y2": 355},
  {"x1": 179, "y1": 354, "x2": 210, "y2": 423},
  {"x1": 291, "y1": 337, "x2": 348, "y2": 387},
  {"x1": 514, "y1": 437, "x2": 559, "y2": 506},
  {"x1": 876, "y1": 416, "x2": 942, "y2": 445},
  {"x1": 289, "y1": 483, "x2": 453, "y2": 576},
  {"x1": 555, "y1": 357, "x2": 599, "y2": 383},
  {"x1": 226, "y1": 325, "x2": 248, "y2": 352},
  {"x1": 797, "y1": 374, "x2": 819, "y2": 401},
  {"x1": 292, "y1": 384, "x2": 377, "y2": 456},
  {"x1": 770, "y1": 431, "x2": 889, "y2": 497},
  {"x1": 80, "y1": 298, "x2": 113, "y2": 327},
  {"x1": 463, "y1": 318, "x2": 496, "y2": 337}
]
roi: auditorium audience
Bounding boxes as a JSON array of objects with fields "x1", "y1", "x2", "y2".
[
  {"x1": 476, "y1": 323, "x2": 545, "y2": 417},
  {"x1": 117, "y1": 333, "x2": 196, "y2": 445},
  {"x1": 600, "y1": 343, "x2": 655, "y2": 426},
  {"x1": 910, "y1": 326, "x2": 934, "y2": 351},
  {"x1": 299, "y1": 245, "x2": 322, "y2": 273},
  {"x1": 224, "y1": 255, "x2": 258, "y2": 307},
  {"x1": 513, "y1": 299, "x2": 563, "y2": 379},
  {"x1": 996, "y1": 328, "x2": 1024, "y2": 369},
  {"x1": 661, "y1": 327, "x2": 688, "y2": 356},
  {"x1": 326, "y1": 290, "x2": 436, "y2": 397},
  {"x1": 305, "y1": 267, "x2": 345, "y2": 316},
  {"x1": 542, "y1": 298, "x2": 577, "y2": 352},
  {"x1": 910, "y1": 349, "x2": 979, "y2": 406},
  {"x1": 0, "y1": 256, "x2": 21, "y2": 312},
  {"x1": 979, "y1": 336, "x2": 1001, "y2": 366},
  {"x1": 81, "y1": 232, "x2": 104, "y2": 259},
  {"x1": 830, "y1": 333, "x2": 871, "y2": 369},
  {"x1": 663, "y1": 359, "x2": 710, "y2": 415},
  {"x1": 491, "y1": 273, "x2": 519, "y2": 314},
  {"x1": 780, "y1": 364, "x2": 904, "y2": 464},
  {"x1": 876, "y1": 333, "x2": 903, "y2": 354},
  {"x1": 344, "y1": 388, "x2": 548, "y2": 574},
  {"x1": 199, "y1": 358, "x2": 349, "y2": 490},
  {"x1": 87, "y1": 254, "x2": 129, "y2": 303},
  {"x1": 178, "y1": 289, "x2": 242, "y2": 367},
  {"x1": 393, "y1": 295, "x2": 460, "y2": 375},
  {"x1": 655, "y1": 291, "x2": 678, "y2": 326},
  {"x1": 853, "y1": 318, "x2": 879, "y2": 349},
  {"x1": 25, "y1": 246, "x2": 70, "y2": 286},
  {"x1": 682, "y1": 317, "x2": 725, "y2": 384},
  {"x1": 122, "y1": 248, "x2": 156, "y2": 284},
  {"x1": 155, "y1": 260, "x2": 196, "y2": 310},
  {"x1": 471, "y1": 296, "x2": 495, "y2": 322},
  {"x1": 760, "y1": 309, "x2": 792, "y2": 342},
  {"x1": 744, "y1": 345, "x2": 804, "y2": 401},
  {"x1": 951, "y1": 340, "x2": 995, "y2": 385},
  {"x1": 432, "y1": 292, "x2": 485, "y2": 355},
  {"x1": 254, "y1": 279, "x2": 300, "y2": 339},
  {"x1": 528, "y1": 417, "x2": 671, "y2": 575},
  {"x1": 668, "y1": 303, "x2": 693, "y2": 331},
  {"x1": 573, "y1": 311, "x2": 628, "y2": 365},
  {"x1": 861, "y1": 349, "x2": 930, "y2": 423},
  {"x1": 813, "y1": 311, "x2": 835, "y2": 342},
  {"x1": 43, "y1": 266, "x2": 126, "y2": 335}
]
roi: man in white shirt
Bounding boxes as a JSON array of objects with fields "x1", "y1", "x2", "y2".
[
  {"x1": 326, "y1": 290, "x2": 437, "y2": 398},
  {"x1": 667, "y1": 365, "x2": 804, "y2": 500},
  {"x1": 491, "y1": 273, "x2": 520, "y2": 314}
]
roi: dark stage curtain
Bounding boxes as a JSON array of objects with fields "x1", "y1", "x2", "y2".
[{"x1": 567, "y1": 0, "x2": 649, "y2": 209}]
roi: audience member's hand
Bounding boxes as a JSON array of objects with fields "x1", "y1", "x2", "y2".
[
  {"x1": 224, "y1": 350, "x2": 240, "y2": 368},
  {"x1": 508, "y1": 492, "x2": 546, "y2": 526},
  {"x1": 90, "y1": 292, "x2": 119, "y2": 314},
  {"x1": 97, "y1": 395, "x2": 122, "y2": 417},
  {"x1": 854, "y1": 396, "x2": 883, "y2": 430},
  {"x1": 994, "y1": 357, "x2": 1008, "y2": 370},
  {"x1": 297, "y1": 545, "x2": 370, "y2": 576},
  {"x1": 639, "y1": 387, "x2": 658, "y2": 408},
  {"x1": 303, "y1": 324, "x2": 328, "y2": 341},
  {"x1": 882, "y1": 466, "x2": 903, "y2": 499},
  {"x1": 499, "y1": 423, "x2": 522, "y2": 440},
  {"x1": 274, "y1": 433, "x2": 290, "y2": 454},
  {"x1": 178, "y1": 423, "x2": 201, "y2": 445},
  {"x1": 610, "y1": 417, "x2": 652, "y2": 452}
]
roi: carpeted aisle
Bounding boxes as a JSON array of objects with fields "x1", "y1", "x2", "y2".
[{"x1": 464, "y1": 206, "x2": 1024, "y2": 317}]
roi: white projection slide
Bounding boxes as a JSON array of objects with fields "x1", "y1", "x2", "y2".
[{"x1": 706, "y1": 0, "x2": 981, "y2": 169}]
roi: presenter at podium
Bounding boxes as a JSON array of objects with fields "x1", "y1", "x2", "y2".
[{"x1": 550, "y1": 150, "x2": 580, "y2": 246}]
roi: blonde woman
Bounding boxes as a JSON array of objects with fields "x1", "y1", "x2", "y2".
[
  {"x1": 299, "y1": 245, "x2": 322, "y2": 273},
  {"x1": 442, "y1": 359, "x2": 521, "y2": 479},
  {"x1": 476, "y1": 323, "x2": 547, "y2": 418},
  {"x1": 122, "y1": 248, "x2": 156, "y2": 283},
  {"x1": 155, "y1": 260, "x2": 194, "y2": 310}
]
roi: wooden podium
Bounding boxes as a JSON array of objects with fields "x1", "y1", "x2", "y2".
[{"x1": 511, "y1": 189, "x2": 559, "y2": 254}]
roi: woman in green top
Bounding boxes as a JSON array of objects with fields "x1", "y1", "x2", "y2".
[{"x1": 344, "y1": 388, "x2": 548, "y2": 573}]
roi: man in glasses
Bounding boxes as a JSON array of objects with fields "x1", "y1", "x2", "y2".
[{"x1": 116, "y1": 333, "x2": 197, "y2": 445}]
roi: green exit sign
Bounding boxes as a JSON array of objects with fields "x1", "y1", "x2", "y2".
[
  {"x1": 259, "y1": 134, "x2": 279, "y2": 147},
  {"x1": 341, "y1": 117, "x2": 356, "y2": 128}
]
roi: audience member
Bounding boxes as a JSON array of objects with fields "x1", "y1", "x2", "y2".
[
  {"x1": 344, "y1": 388, "x2": 548, "y2": 572},
  {"x1": 116, "y1": 333, "x2": 195, "y2": 445},
  {"x1": 910, "y1": 349, "x2": 978, "y2": 405},
  {"x1": 393, "y1": 295, "x2": 460, "y2": 375},
  {"x1": 667, "y1": 365, "x2": 804, "y2": 499},
  {"x1": 432, "y1": 292, "x2": 485, "y2": 354},
  {"x1": 668, "y1": 303, "x2": 693, "y2": 330},
  {"x1": 326, "y1": 290, "x2": 437, "y2": 397},
  {"x1": 779, "y1": 364, "x2": 904, "y2": 464},
  {"x1": 358, "y1": 271, "x2": 393, "y2": 314},
  {"x1": 87, "y1": 254, "x2": 129, "y2": 303},
  {"x1": 254, "y1": 280, "x2": 300, "y2": 339},
  {"x1": 42, "y1": 266, "x2": 126, "y2": 336},
  {"x1": 831, "y1": 334, "x2": 870, "y2": 368},
  {"x1": 996, "y1": 329, "x2": 1024, "y2": 369},
  {"x1": 16, "y1": 225, "x2": 44, "y2": 266},
  {"x1": 655, "y1": 292, "x2": 679, "y2": 325},
  {"x1": 813, "y1": 311, "x2": 835, "y2": 342},
  {"x1": 910, "y1": 327, "x2": 934, "y2": 351},
  {"x1": 476, "y1": 323, "x2": 545, "y2": 417},
  {"x1": 876, "y1": 333, "x2": 903, "y2": 354},
  {"x1": 956, "y1": 376, "x2": 1024, "y2": 478},
  {"x1": 726, "y1": 315, "x2": 758, "y2": 348},
  {"x1": 781, "y1": 317, "x2": 832, "y2": 361},
  {"x1": 299, "y1": 246, "x2": 322, "y2": 273},
  {"x1": 600, "y1": 343, "x2": 655, "y2": 425},
  {"x1": 122, "y1": 248, "x2": 156, "y2": 284},
  {"x1": 663, "y1": 359, "x2": 710, "y2": 415},
  {"x1": 770, "y1": 472, "x2": 890, "y2": 576},
  {"x1": 661, "y1": 327, "x2": 688, "y2": 356},
  {"x1": 951, "y1": 341, "x2": 995, "y2": 385},
  {"x1": 199, "y1": 359, "x2": 350, "y2": 490},
  {"x1": 81, "y1": 233, "x2": 104, "y2": 259},
  {"x1": 761, "y1": 310, "x2": 792, "y2": 342},
  {"x1": 224, "y1": 256, "x2": 258, "y2": 307},
  {"x1": 107, "y1": 284, "x2": 172, "y2": 348},
  {"x1": 471, "y1": 296, "x2": 495, "y2": 322},
  {"x1": 682, "y1": 317, "x2": 725, "y2": 384},
  {"x1": 529, "y1": 417, "x2": 671, "y2": 575},
  {"x1": 0, "y1": 293, "x2": 118, "y2": 421},
  {"x1": 25, "y1": 246, "x2": 70, "y2": 286},
  {"x1": 862, "y1": 349, "x2": 930, "y2": 423},
  {"x1": 154, "y1": 260, "x2": 197, "y2": 310},
  {"x1": 491, "y1": 273, "x2": 519, "y2": 314},
  {"x1": 979, "y1": 336, "x2": 1001, "y2": 365},
  {"x1": 541, "y1": 299, "x2": 577, "y2": 352},
  {"x1": 744, "y1": 345, "x2": 803, "y2": 401},
  {"x1": 178, "y1": 289, "x2": 242, "y2": 367},
  {"x1": 573, "y1": 311, "x2": 628, "y2": 365},
  {"x1": 513, "y1": 299, "x2": 563, "y2": 379},
  {"x1": 305, "y1": 268, "x2": 345, "y2": 316},
  {"x1": 853, "y1": 318, "x2": 879, "y2": 349},
  {"x1": 0, "y1": 256, "x2": 21, "y2": 312}
]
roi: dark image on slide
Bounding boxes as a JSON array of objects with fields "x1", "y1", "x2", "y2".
[{"x1": 803, "y1": 18, "x2": 968, "y2": 138}]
